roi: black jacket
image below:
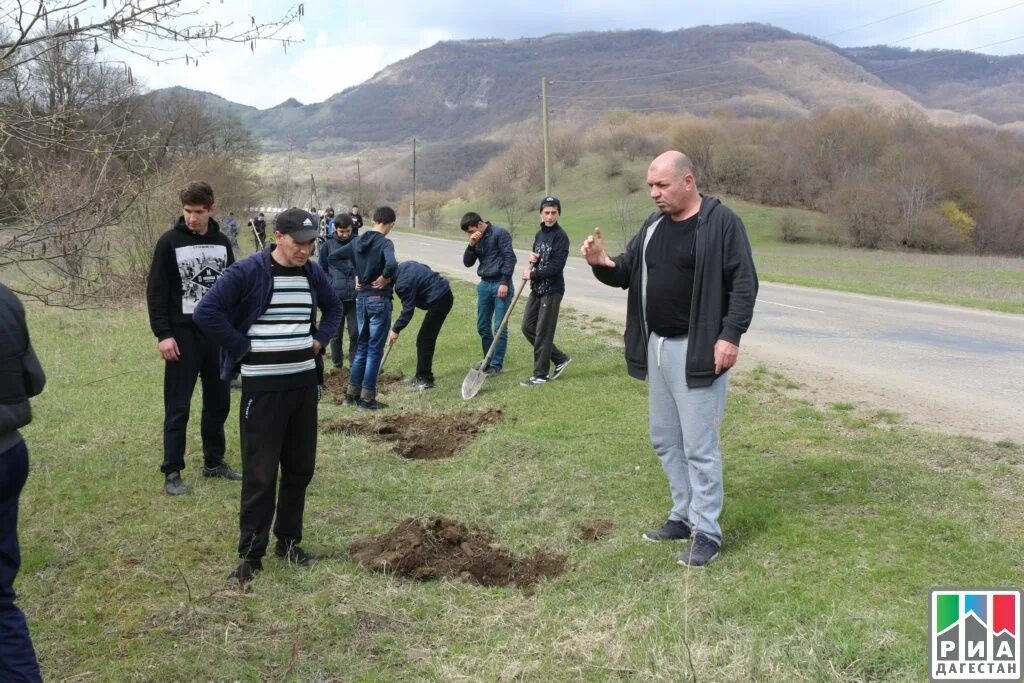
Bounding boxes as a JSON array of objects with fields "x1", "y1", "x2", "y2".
[
  {"x1": 319, "y1": 234, "x2": 358, "y2": 300},
  {"x1": 146, "y1": 217, "x2": 235, "y2": 340},
  {"x1": 393, "y1": 261, "x2": 453, "y2": 332},
  {"x1": 0, "y1": 283, "x2": 47, "y2": 452},
  {"x1": 463, "y1": 223, "x2": 517, "y2": 287},
  {"x1": 529, "y1": 222, "x2": 570, "y2": 296},
  {"x1": 592, "y1": 196, "x2": 758, "y2": 387}
]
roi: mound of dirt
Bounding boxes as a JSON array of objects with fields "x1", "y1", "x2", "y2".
[
  {"x1": 578, "y1": 519, "x2": 614, "y2": 541},
  {"x1": 349, "y1": 517, "x2": 566, "y2": 589},
  {"x1": 323, "y1": 367, "x2": 405, "y2": 402},
  {"x1": 324, "y1": 410, "x2": 502, "y2": 460}
]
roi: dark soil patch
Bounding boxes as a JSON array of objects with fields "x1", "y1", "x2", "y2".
[
  {"x1": 324, "y1": 410, "x2": 502, "y2": 460},
  {"x1": 323, "y1": 366, "x2": 405, "y2": 403},
  {"x1": 349, "y1": 517, "x2": 567, "y2": 589},
  {"x1": 578, "y1": 519, "x2": 615, "y2": 541}
]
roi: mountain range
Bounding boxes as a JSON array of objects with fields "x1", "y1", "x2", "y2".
[{"x1": 151, "y1": 23, "x2": 1024, "y2": 156}]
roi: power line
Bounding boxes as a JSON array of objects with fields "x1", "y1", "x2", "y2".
[
  {"x1": 552, "y1": 59, "x2": 744, "y2": 86},
  {"x1": 823, "y1": 0, "x2": 946, "y2": 39},
  {"x1": 880, "y1": 0, "x2": 1024, "y2": 45},
  {"x1": 549, "y1": 74, "x2": 764, "y2": 102}
]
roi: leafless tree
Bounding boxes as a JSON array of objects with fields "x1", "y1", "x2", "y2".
[{"x1": 0, "y1": 0, "x2": 301, "y2": 305}]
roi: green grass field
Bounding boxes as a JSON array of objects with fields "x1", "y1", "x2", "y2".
[
  {"x1": 17, "y1": 283, "x2": 1024, "y2": 680},
  {"x1": 423, "y1": 156, "x2": 1024, "y2": 314}
]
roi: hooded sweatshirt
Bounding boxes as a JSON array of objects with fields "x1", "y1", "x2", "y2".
[
  {"x1": 392, "y1": 261, "x2": 452, "y2": 332},
  {"x1": 146, "y1": 216, "x2": 235, "y2": 340},
  {"x1": 318, "y1": 233, "x2": 358, "y2": 300},
  {"x1": 326, "y1": 229, "x2": 397, "y2": 299}
]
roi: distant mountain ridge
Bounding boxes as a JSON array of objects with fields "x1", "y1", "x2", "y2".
[{"x1": 149, "y1": 23, "x2": 1024, "y2": 152}]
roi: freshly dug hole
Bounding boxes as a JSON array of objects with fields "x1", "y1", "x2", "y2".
[{"x1": 349, "y1": 517, "x2": 566, "y2": 589}]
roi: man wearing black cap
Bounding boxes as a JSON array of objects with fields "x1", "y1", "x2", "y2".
[
  {"x1": 520, "y1": 196, "x2": 572, "y2": 386},
  {"x1": 194, "y1": 208, "x2": 342, "y2": 585}
]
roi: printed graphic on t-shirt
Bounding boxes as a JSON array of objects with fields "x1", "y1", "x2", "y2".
[{"x1": 175, "y1": 244, "x2": 228, "y2": 314}]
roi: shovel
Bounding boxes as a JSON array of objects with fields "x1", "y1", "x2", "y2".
[
  {"x1": 377, "y1": 336, "x2": 397, "y2": 380},
  {"x1": 461, "y1": 281, "x2": 527, "y2": 400}
]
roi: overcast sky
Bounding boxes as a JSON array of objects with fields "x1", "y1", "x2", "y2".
[{"x1": 121, "y1": 0, "x2": 1024, "y2": 108}]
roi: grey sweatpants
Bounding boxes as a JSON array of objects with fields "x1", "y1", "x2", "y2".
[{"x1": 647, "y1": 332, "x2": 729, "y2": 545}]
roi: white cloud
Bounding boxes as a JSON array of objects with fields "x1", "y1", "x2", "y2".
[{"x1": 117, "y1": 0, "x2": 1024, "y2": 108}]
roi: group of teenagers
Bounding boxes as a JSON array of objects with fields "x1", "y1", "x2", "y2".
[
  {"x1": 138, "y1": 150, "x2": 757, "y2": 590},
  {"x1": 0, "y1": 150, "x2": 756, "y2": 678},
  {"x1": 143, "y1": 183, "x2": 581, "y2": 585}
]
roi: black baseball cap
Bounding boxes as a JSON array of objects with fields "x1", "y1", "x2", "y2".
[
  {"x1": 539, "y1": 195, "x2": 561, "y2": 212},
  {"x1": 275, "y1": 208, "x2": 318, "y2": 242}
]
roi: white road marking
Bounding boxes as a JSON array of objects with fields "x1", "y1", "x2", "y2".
[{"x1": 757, "y1": 298, "x2": 826, "y2": 314}]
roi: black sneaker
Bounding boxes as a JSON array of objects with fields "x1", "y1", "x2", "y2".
[
  {"x1": 228, "y1": 559, "x2": 263, "y2": 586},
  {"x1": 408, "y1": 377, "x2": 435, "y2": 392},
  {"x1": 164, "y1": 471, "x2": 188, "y2": 496},
  {"x1": 344, "y1": 394, "x2": 359, "y2": 407},
  {"x1": 677, "y1": 533, "x2": 721, "y2": 567},
  {"x1": 642, "y1": 519, "x2": 692, "y2": 542},
  {"x1": 550, "y1": 357, "x2": 573, "y2": 380},
  {"x1": 484, "y1": 365, "x2": 503, "y2": 376},
  {"x1": 203, "y1": 463, "x2": 243, "y2": 481},
  {"x1": 357, "y1": 398, "x2": 389, "y2": 412},
  {"x1": 519, "y1": 375, "x2": 548, "y2": 387},
  {"x1": 275, "y1": 543, "x2": 318, "y2": 567}
]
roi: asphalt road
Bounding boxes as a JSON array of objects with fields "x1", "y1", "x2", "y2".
[{"x1": 390, "y1": 231, "x2": 1024, "y2": 443}]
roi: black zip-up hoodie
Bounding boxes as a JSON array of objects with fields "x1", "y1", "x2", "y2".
[
  {"x1": 0, "y1": 283, "x2": 46, "y2": 454},
  {"x1": 326, "y1": 229, "x2": 398, "y2": 299},
  {"x1": 146, "y1": 217, "x2": 235, "y2": 340},
  {"x1": 592, "y1": 196, "x2": 758, "y2": 387},
  {"x1": 529, "y1": 221, "x2": 570, "y2": 296}
]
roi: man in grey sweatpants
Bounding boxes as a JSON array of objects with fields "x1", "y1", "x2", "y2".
[{"x1": 582, "y1": 151, "x2": 758, "y2": 567}]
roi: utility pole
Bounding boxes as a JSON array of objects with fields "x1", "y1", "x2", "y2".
[
  {"x1": 355, "y1": 158, "x2": 362, "y2": 206},
  {"x1": 411, "y1": 137, "x2": 417, "y2": 229},
  {"x1": 542, "y1": 76, "x2": 551, "y2": 196}
]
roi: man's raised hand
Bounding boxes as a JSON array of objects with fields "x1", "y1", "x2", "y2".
[{"x1": 581, "y1": 227, "x2": 614, "y2": 268}]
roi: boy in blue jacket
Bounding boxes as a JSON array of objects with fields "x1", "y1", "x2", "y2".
[
  {"x1": 327, "y1": 206, "x2": 398, "y2": 411},
  {"x1": 390, "y1": 261, "x2": 454, "y2": 390}
]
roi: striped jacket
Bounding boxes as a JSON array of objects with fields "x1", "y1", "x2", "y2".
[{"x1": 193, "y1": 247, "x2": 342, "y2": 382}]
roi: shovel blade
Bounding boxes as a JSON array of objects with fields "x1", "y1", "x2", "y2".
[{"x1": 460, "y1": 367, "x2": 487, "y2": 400}]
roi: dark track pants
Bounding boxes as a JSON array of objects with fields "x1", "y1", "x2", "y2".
[
  {"x1": 161, "y1": 327, "x2": 231, "y2": 474},
  {"x1": 237, "y1": 385, "x2": 318, "y2": 561},
  {"x1": 415, "y1": 291, "x2": 454, "y2": 381},
  {"x1": 521, "y1": 292, "x2": 569, "y2": 377},
  {"x1": 329, "y1": 299, "x2": 358, "y2": 368},
  {"x1": 0, "y1": 440, "x2": 41, "y2": 682}
]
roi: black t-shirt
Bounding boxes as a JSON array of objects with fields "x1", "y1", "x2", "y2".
[{"x1": 645, "y1": 214, "x2": 699, "y2": 337}]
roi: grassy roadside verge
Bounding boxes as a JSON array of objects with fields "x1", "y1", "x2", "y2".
[
  {"x1": 18, "y1": 284, "x2": 1024, "y2": 680},
  {"x1": 421, "y1": 156, "x2": 1024, "y2": 314}
]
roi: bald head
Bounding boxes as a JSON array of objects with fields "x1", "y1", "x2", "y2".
[
  {"x1": 646, "y1": 150, "x2": 701, "y2": 220},
  {"x1": 650, "y1": 151, "x2": 694, "y2": 180}
]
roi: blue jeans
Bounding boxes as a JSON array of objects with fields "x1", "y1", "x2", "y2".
[
  {"x1": 0, "y1": 439, "x2": 42, "y2": 682},
  {"x1": 647, "y1": 333, "x2": 729, "y2": 545},
  {"x1": 476, "y1": 280, "x2": 513, "y2": 368},
  {"x1": 350, "y1": 296, "x2": 393, "y2": 392}
]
